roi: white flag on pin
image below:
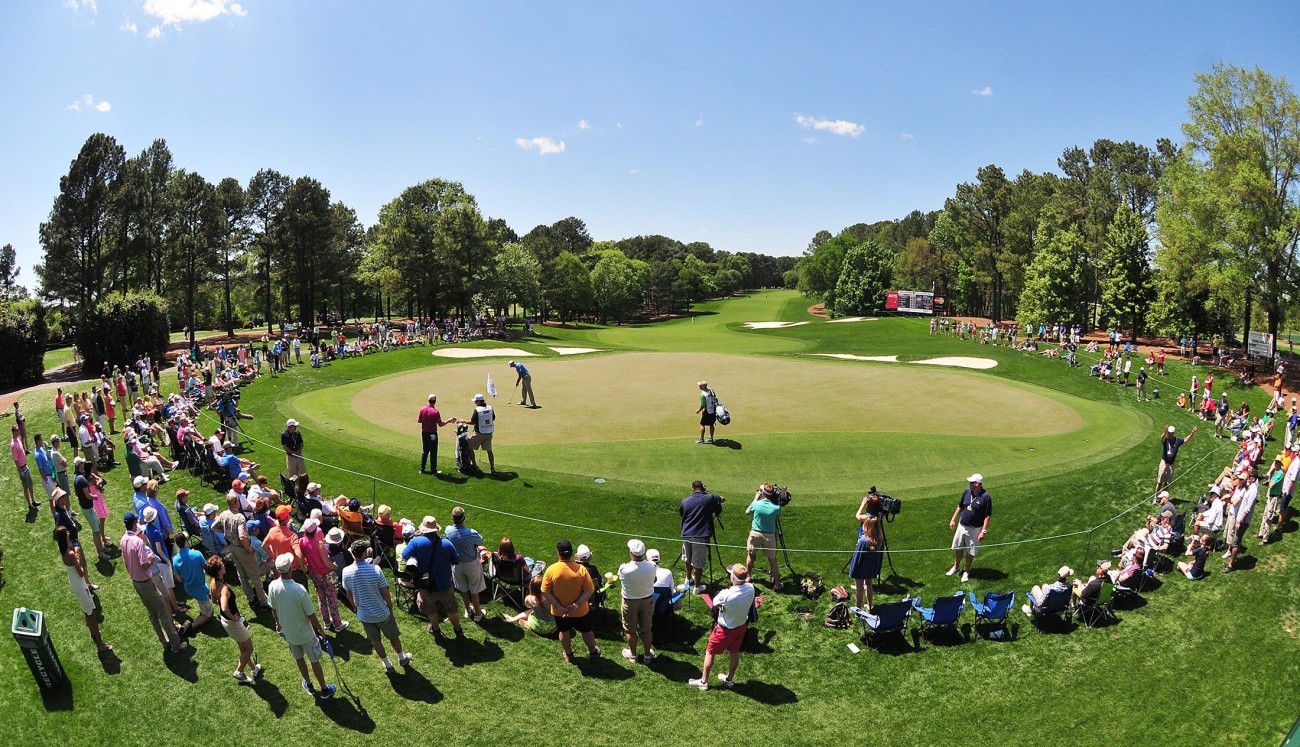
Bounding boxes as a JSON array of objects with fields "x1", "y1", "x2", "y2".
[{"x1": 486, "y1": 374, "x2": 498, "y2": 399}]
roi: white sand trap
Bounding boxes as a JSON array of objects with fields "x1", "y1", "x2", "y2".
[
  {"x1": 811, "y1": 354, "x2": 899, "y2": 363},
  {"x1": 549, "y1": 347, "x2": 602, "y2": 355},
  {"x1": 432, "y1": 347, "x2": 538, "y2": 359},
  {"x1": 744, "y1": 321, "x2": 809, "y2": 329},
  {"x1": 826, "y1": 316, "x2": 878, "y2": 323},
  {"x1": 912, "y1": 356, "x2": 998, "y2": 370}
]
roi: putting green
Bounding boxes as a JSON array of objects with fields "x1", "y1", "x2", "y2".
[{"x1": 283, "y1": 352, "x2": 1146, "y2": 502}]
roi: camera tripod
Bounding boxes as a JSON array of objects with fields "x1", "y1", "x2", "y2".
[
  {"x1": 773, "y1": 516, "x2": 796, "y2": 576},
  {"x1": 672, "y1": 517, "x2": 728, "y2": 588}
]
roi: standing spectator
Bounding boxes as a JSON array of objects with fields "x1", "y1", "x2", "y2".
[
  {"x1": 281, "y1": 418, "x2": 305, "y2": 477},
  {"x1": 401, "y1": 516, "x2": 464, "y2": 638},
  {"x1": 744, "y1": 484, "x2": 783, "y2": 591},
  {"x1": 263, "y1": 505, "x2": 304, "y2": 577},
  {"x1": 172, "y1": 532, "x2": 213, "y2": 630},
  {"x1": 1258, "y1": 457, "x2": 1286, "y2": 545},
  {"x1": 13, "y1": 402, "x2": 28, "y2": 452},
  {"x1": 119, "y1": 512, "x2": 187, "y2": 653},
  {"x1": 141, "y1": 506, "x2": 185, "y2": 616},
  {"x1": 541, "y1": 538, "x2": 599, "y2": 664},
  {"x1": 618, "y1": 538, "x2": 656, "y2": 664},
  {"x1": 680, "y1": 480, "x2": 725, "y2": 592},
  {"x1": 417, "y1": 394, "x2": 452, "y2": 475},
  {"x1": 688, "y1": 564, "x2": 755, "y2": 690},
  {"x1": 1222, "y1": 470, "x2": 1259, "y2": 573},
  {"x1": 947, "y1": 473, "x2": 992, "y2": 583},
  {"x1": 212, "y1": 491, "x2": 270, "y2": 611},
  {"x1": 445, "y1": 506, "x2": 487, "y2": 621},
  {"x1": 849, "y1": 493, "x2": 885, "y2": 609},
  {"x1": 11, "y1": 425, "x2": 36, "y2": 509},
  {"x1": 509, "y1": 360, "x2": 538, "y2": 408},
  {"x1": 50, "y1": 436, "x2": 69, "y2": 494},
  {"x1": 342, "y1": 540, "x2": 412, "y2": 672},
  {"x1": 267, "y1": 554, "x2": 336, "y2": 698},
  {"x1": 299, "y1": 518, "x2": 348, "y2": 632},
  {"x1": 1156, "y1": 425, "x2": 1197, "y2": 498},
  {"x1": 32, "y1": 433, "x2": 55, "y2": 499},
  {"x1": 206, "y1": 555, "x2": 262, "y2": 683},
  {"x1": 1136, "y1": 367, "x2": 1149, "y2": 402},
  {"x1": 57, "y1": 525, "x2": 111, "y2": 652}
]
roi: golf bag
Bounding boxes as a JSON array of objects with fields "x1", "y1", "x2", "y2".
[
  {"x1": 707, "y1": 388, "x2": 731, "y2": 426},
  {"x1": 455, "y1": 423, "x2": 474, "y2": 473}
]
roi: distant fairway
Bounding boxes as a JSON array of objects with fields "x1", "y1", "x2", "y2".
[{"x1": 285, "y1": 351, "x2": 1143, "y2": 501}]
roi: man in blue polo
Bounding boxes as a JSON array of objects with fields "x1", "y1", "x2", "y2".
[
  {"x1": 401, "y1": 516, "x2": 464, "y2": 638},
  {"x1": 947, "y1": 473, "x2": 992, "y2": 583},
  {"x1": 509, "y1": 361, "x2": 537, "y2": 408}
]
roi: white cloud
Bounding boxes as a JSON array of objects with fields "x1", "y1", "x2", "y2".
[
  {"x1": 577, "y1": 119, "x2": 590, "y2": 130},
  {"x1": 795, "y1": 114, "x2": 865, "y2": 138},
  {"x1": 121, "y1": 20, "x2": 138, "y2": 33},
  {"x1": 802, "y1": 136, "x2": 818, "y2": 144},
  {"x1": 515, "y1": 136, "x2": 566, "y2": 155},
  {"x1": 972, "y1": 86, "x2": 993, "y2": 96},
  {"x1": 143, "y1": 0, "x2": 247, "y2": 28},
  {"x1": 900, "y1": 132, "x2": 915, "y2": 140},
  {"x1": 147, "y1": 25, "x2": 163, "y2": 38},
  {"x1": 65, "y1": 0, "x2": 98, "y2": 13},
  {"x1": 68, "y1": 94, "x2": 111, "y2": 113},
  {"x1": 695, "y1": 113, "x2": 704, "y2": 127}
]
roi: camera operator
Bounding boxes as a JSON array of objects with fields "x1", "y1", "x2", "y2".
[
  {"x1": 849, "y1": 492, "x2": 884, "y2": 609},
  {"x1": 947, "y1": 473, "x2": 993, "y2": 583},
  {"x1": 679, "y1": 480, "x2": 724, "y2": 593},
  {"x1": 744, "y1": 484, "x2": 783, "y2": 592}
]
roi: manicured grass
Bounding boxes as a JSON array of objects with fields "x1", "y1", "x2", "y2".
[
  {"x1": 42, "y1": 347, "x2": 75, "y2": 372},
  {"x1": 2, "y1": 291, "x2": 1297, "y2": 746}
]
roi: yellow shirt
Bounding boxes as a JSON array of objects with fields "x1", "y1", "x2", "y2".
[{"x1": 541, "y1": 560, "x2": 594, "y2": 617}]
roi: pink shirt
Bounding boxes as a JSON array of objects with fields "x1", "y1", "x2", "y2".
[
  {"x1": 300, "y1": 532, "x2": 331, "y2": 576},
  {"x1": 120, "y1": 530, "x2": 156, "y2": 583},
  {"x1": 417, "y1": 405, "x2": 447, "y2": 433},
  {"x1": 11, "y1": 437, "x2": 25, "y2": 467}
]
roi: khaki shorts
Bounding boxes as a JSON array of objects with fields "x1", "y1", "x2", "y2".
[
  {"x1": 361, "y1": 612, "x2": 401, "y2": 644},
  {"x1": 747, "y1": 530, "x2": 778, "y2": 561},
  {"x1": 287, "y1": 636, "x2": 323, "y2": 663},
  {"x1": 621, "y1": 595, "x2": 654, "y2": 638},
  {"x1": 220, "y1": 614, "x2": 252, "y2": 644},
  {"x1": 951, "y1": 523, "x2": 981, "y2": 555},
  {"x1": 418, "y1": 588, "x2": 458, "y2": 621},
  {"x1": 468, "y1": 432, "x2": 493, "y2": 451},
  {"x1": 1157, "y1": 460, "x2": 1175, "y2": 485},
  {"x1": 683, "y1": 538, "x2": 710, "y2": 569},
  {"x1": 453, "y1": 560, "x2": 487, "y2": 595}
]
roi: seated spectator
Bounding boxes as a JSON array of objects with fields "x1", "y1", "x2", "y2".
[
  {"x1": 249, "y1": 498, "x2": 273, "y2": 541},
  {"x1": 175, "y1": 488, "x2": 202, "y2": 538},
  {"x1": 1023, "y1": 565, "x2": 1073, "y2": 614},
  {"x1": 575, "y1": 544, "x2": 606, "y2": 606},
  {"x1": 493, "y1": 537, "x2": 529, "y2": 580},
  {"x1": 200, "y1": 503, "x2": 227, "y2": 555},
  {"x1": 1071, "y1": 563, "x2": 1110, "y2": 608},
  {"x1": 1110, "y1": 547, "x2": 1145, "y2": 586},
  {"x1": 215, "y1": 450, "x2": 258, "y2": 481},
  {"x1": 375, "y1": 504, "x2": 395, "y2": 530},
  {"x1": 1192, "y1": 485, "x2": 1226, "y2": 535},
  {"x1": 1118, "y1": 513, "x2": 1174, "y2": 555},
  {"x1": 503, "y1": 575, "x2": 556, "y2": 635},
  {"x1": 1177, "y1": 533, "x2": 1212, "y2": 580},
  {"x1": 647, "y1": 548, "x2": 674, "y2": 589}
]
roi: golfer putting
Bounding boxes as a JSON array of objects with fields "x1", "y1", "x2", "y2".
[{"x1": 509, "y1": 361, "x2": 537, "y2": 408}]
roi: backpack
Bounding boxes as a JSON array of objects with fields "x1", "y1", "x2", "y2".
[
  {"x1": 824, "y1": 602, "x2": 851, "y2": 629},
  {"x1": 801, "y1": 572, "x2": 824, "y2": 598}
]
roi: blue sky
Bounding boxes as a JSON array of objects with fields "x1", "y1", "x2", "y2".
[{"x1": 3, "y1": 1, "x2": 1300, "y2": 285}]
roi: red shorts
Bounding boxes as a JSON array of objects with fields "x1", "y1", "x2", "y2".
[{"x1": 706, "y1": 623, "x2": 746, "y2": 655}]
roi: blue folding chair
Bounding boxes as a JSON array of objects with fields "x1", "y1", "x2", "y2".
[
  {"x1": 1023, "y1": 586, "x2": 1072, "y2": 626},
  {"x1": 969, "y1": 590, "x2": 1015, "y2": 627},
  {"x1": 912, "y1": 592, "x2": 966, "y2": 641},
  {"x1": 849, "y1": 598, "x2": 914, "y2": 648}
]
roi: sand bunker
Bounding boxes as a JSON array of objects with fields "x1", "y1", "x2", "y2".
[
  {"x1": 912, "y1": 356, "x2": 998, "y2": 370},
  {"x1": 743, "y1": 321, "x2": 809, "y2": 329},
  {"x1": 826, "y1": 316, "x2": 877, "y2": 323},
  {"x1": 432, "y1": 347, "x2": 538, "y2": 359},
  {"x1": 549, "y1": 347, "x2": 602, "y2": 355},
  {"x1": 811, "y1": 354, "x2": 899, "y2": 362}
]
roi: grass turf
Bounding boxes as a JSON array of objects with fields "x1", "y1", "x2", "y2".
[{"x1": 1, "y1": 291, "x2": 1297, "y2": 746}]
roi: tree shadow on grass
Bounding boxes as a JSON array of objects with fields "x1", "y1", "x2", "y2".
[
  {"x1": 250, "y1": 678, "x2": 289, "y2": 718},
  {"x1": 732, "y1": 679, "x2": 798, "y2": 706},
  {"x1": 386, "y1": 665, "x2": 443, "y2": 704},
  {"x1": 434, "y1": 635, "x2": 504, "y2": 667}
]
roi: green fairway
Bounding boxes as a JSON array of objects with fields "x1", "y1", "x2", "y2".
[
  {"x1": 42, "y1": 346, "x2": 75, "y2": 372},
  {"x1": 2, "y1": 291, "x2": 1297, "y2": 747}
]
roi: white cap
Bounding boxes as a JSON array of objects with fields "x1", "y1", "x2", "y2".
[
  {"x1": 647, "y1": 548, "x2": 661, "y2": 563},
  {"x1": 1167, "y1": 425, "x2": 1176, "y2": 433},
  {"x1": 142, "y1": 506, "x2": 158, "y2": 524},
  {"x1": 967, "y1": 473, "x2": 984, "y2": 483},
  {"x1": 473, "y1": 393, "x2": 485, "y2": 402},
  {"x1": 1057, "y1": 566, "x2": 1074, "y2": 579},
  {"x1": 202, "y1": 503, "x2": 219, "y2": 515},
  {"x1": 428, "y1": 393, "x2": 437, "y2": 402},
  {"x1": 285, "y1": 418, "x2": 299, "y2": 427},
  {"x1": 627, "y1": 539, "x2": 646, "y2": 556},
  {"x1": 575, "y1": 544, "x2": 592, "y2": 560},
  {"x1": 133, "y1": 476, "x2": 148, "y2": 489},
  {"x1": 1157, "y1": 490, "x2": 1171, "y2": 500},
  {"x1": 275, "y1": 553, "x2": 295, "y2": 573}
]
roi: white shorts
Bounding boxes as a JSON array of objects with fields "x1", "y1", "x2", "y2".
[
  {"x1": 153, "y1": 560, "x2": 175, "y2": 590},
  {"x1": 951, "y1": 523, "x2": 981, "y2": 555},
  {"x1": 453, "y1": 558, "x2": 487, "y2": 594}
]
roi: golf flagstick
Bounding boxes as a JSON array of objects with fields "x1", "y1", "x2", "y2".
[{"x1": 487, "y1": 374, "x2": 498, "y2": 401}]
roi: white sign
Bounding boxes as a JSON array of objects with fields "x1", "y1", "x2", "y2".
[{"x1": 1248, "y1": 330, "x2": 1274, "y2": 357}]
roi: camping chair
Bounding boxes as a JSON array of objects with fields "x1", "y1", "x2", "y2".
[
  {"x1": 912, "y1": 592, "x2": 966, "y2": 641},
  {"x1": 388, "y1": 541, "x2": 418, "y2": 614},
  {"x1": 338, "y1": 509, "x2": 367, "y2": 541},
  {"x1": 968, "y1": 590, "x2": 1015, "y2": 638},
  {"x1": 125, "y1": 450, "x2": 143, "y2": 478},
  {"x1": 1023, "y1": 587, "x2": 1072, "y2": 626},
  {"x1": 651, "y1": 584, "x2": 685, "y2": 641},
  {"x1": 371, "y1": 523, "x2": 398, "y2": 573},
  {"x1": 1073, "y1": 582, "x2": 1116, "y2": 627},
  {"x1": 487, "y1": 553, "x2": 529, "y2": 609},
  {"x1": 849, "y1": 597, "x2": 914, "y2": 647}
]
